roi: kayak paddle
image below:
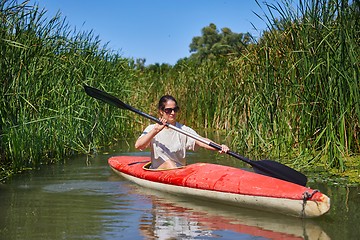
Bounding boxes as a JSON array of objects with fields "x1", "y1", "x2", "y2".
[{"x1": 84, "y1": 85, "x2": 308, "y2": 186}]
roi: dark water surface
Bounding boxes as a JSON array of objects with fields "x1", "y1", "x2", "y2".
[{"x1": 0, "y1": 142, "x2": 359, "y2": 239}]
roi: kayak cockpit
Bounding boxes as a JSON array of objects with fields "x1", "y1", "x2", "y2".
[{"x1": 142, "y1": 161, "x2": 185, "y2": 171}]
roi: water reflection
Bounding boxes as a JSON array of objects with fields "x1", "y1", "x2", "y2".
[
  {"x1": 1, "y1": 147, "x2": 358, "y2": 239},
  {"x1": 123, "y1": 184, "x2": 331, "y2": 240}
]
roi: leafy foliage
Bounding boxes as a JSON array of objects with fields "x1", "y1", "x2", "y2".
[{"x1": 189, "y1": 23, "x2": 254, "y2": 61}]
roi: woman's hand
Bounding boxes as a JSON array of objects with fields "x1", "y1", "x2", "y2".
[
  {"x1": 218, "y1": 144, "x2": 229, "y2": 154},
  {"x1": 154, "y1": 117, "x2": 167, "y2": 133}
]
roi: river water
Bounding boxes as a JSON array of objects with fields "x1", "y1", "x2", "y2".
[{"x1": 0, "y1": 141, "x2": 359, "y2": 239}]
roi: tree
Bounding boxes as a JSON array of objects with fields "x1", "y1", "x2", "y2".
[{"x1": 189, "y1": 23, "x2": 254, "y2": 62}]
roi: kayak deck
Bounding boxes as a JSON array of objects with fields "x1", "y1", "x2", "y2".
[{"x1": 109, "y1": 156, "x2": 330, "y2": 218}]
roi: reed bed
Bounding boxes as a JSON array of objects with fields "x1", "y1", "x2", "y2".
[
  {"x1": 0, "y1": 0, "x2": 137, "y2": 178},
  {"x1": 1, "y1": 0, "x2": 358, "y2": 179},
  {"x1": 247, "y1": 0, "x2": 359, "y2": 169},
  {"x1": 137, "y1": 0, "x2": 359, "y2": 170}
]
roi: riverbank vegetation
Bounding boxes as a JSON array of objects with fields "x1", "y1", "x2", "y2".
[{"x1": 1, "y1": 0, "x2": 359, "y2": 183}]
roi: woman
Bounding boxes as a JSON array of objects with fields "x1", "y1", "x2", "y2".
[{"x1": 135, "y1": 95, "x2": 229, "y2": 169}]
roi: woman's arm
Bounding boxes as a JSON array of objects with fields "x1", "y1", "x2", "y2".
[
  {"x1": 135, "y1": 127, "x2": 160, "y2": 150},
  {"x1": 135, "y1": 119, "x2": 167, "y2": 150}
]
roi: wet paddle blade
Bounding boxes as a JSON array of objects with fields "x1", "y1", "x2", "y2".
[
  {"x1": 252, "y1": 160, "x2": 307, "y2": 186},
  {"x1": 224, "y1": 148, "x2": 307, "y2": 186}
]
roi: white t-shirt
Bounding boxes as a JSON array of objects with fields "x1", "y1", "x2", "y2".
[{"x1": 139, "y1": 122, "x2": 198, "y2": 168}]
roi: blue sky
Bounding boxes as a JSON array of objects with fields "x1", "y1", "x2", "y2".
[{"x1": 31, "y1": 0, "x2": 280, "y2": 65}]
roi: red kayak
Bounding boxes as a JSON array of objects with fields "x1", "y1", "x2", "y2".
[{"x1": 108, "y1": 156, "x2": 330, "y2": 218}]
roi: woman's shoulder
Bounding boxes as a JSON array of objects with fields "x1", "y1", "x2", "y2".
[
  {"x1": 175, "y1": 122, "x2": 185, "y2": 128},
  {"x1": 176, "y1": 122, "x2": 197, "y2": 133},
  {"x1": 142, "y1": 124, "x2": 156, "y2": 133},
  {"x1": 144, "y1": 124, "x2": 156, "y2": 129}
]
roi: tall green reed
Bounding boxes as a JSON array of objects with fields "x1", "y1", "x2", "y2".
[
  {"x1": 258, "y1": 0, "x2": 359, "y2": 170},
  {"x1": 136, "y1": 0, "x2": 359, "y2": 171},
  {"x1": 0, "y1": 0, "x2": 137, "y2": 177},
  {"x1": 1, "y1": 0, "x2": 358, "y2": 178}
]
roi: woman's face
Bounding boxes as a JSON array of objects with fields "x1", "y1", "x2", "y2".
[{"x1": 160, "y1": 100, "x2": 178, "y2": 124}]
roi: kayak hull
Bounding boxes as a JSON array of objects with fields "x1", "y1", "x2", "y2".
[{"x1": 108, "y1": 156, "x2": 330, "y2": 218}]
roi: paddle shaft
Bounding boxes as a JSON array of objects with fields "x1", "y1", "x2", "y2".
[
  {"x1": 84, "y1": 85, "x2": 307, "y2": 186},
  {"x1": 130, "y1": 108, "x2": 305, "y2": 184},
  {"x1": 118, "y1": 99, "x2": 236, "y2": 154},
  {"x1": 164, "y1": 124, "x2": 253, "y2": 164},
  {"x1": 116, "y1": 95, "x2": 257, "y2": 165}
]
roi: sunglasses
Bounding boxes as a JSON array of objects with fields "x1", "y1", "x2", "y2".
[{"x1": 162, "y1": 106, "x2": 179, "y2": 114}]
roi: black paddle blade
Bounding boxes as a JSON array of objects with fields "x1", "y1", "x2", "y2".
[
  {"x1": 252, "y1": 160, "x2": 307, "y2": 186},
  {"x1": 83, "y1": 85, "x2": 128, "y2": 109},
  {"x1": 226, "y1": 150, "x2": 307, "y2": 186},
  {"x1": 84, "y1": 85, "x2": 161, "y2": 124}
]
